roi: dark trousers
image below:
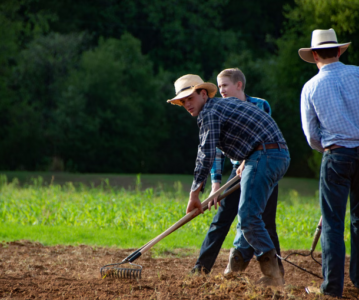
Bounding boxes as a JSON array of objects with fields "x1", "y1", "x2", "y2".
[
  {"x1": 195, "y1": 166, "x2": 282, "y2": 271},
  {"x1": 320, "y1": 148, "x2": 359, "y2": 298}
]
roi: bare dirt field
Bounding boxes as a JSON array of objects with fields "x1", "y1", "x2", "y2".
[{"x1": 0, "y1": 240, "x2": 358, "y2": 299}]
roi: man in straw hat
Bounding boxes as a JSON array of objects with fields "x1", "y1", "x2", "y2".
[
  {"x1": 167, "y1": 74, "x2": 290, "y2": 286},
  {"x1": 190, "y1": 68, "x2": 284, "y2": 278},
  {"x1": 299, "y1": 28, "x2": 359, "y2": 297}
]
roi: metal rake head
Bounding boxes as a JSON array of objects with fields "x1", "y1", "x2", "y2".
[{"x1": 101, "y1": 261, "x2": 143, "y2": 279}]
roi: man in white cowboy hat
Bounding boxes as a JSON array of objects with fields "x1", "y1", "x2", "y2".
[
  {"x1": 167, "y1": 74, "x2": 290, "y2": 286},
  {"x1": 299, "y1": 28, "x2": 359, "y2": 298}
]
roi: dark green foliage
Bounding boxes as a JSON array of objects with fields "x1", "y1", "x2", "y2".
[
  {"x1": 1, "y1": 32, "x2": 88, "y2": 170},
  {"x1": 222, "y1": 0, "x2": 294, "y2": 54},
  {"x1": 0, "y1": 0, "x2": 56, "y2": 170},
  {"x1": 58, "y1": 34, "x2": 166, "y2": 172},
  {"x1": 1, "y1": 0, "x2": 359, "y2": 176},
  {"x1": 37, "y1": 0, "x2": 237, "y2": 77}
]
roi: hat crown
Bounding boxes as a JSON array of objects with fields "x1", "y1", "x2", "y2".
[
  {"x1": 174, "y1": 74, "x2": 204, "y2": 95},
  {"x1": 311, "y1": 28, "x2": 338, "y2": 48},
  {"x1": 298, "y1": 28, "x2": 350, "y2": 63}
]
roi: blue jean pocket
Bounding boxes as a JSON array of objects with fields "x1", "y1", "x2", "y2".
[
  {"x1": 266, "y1": 155, "x2": 290, "y2": 187},
  {"x1": 327, "y1": 158, "x2": 352, "y2": 186}
]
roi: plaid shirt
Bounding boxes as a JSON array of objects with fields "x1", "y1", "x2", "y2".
[
  {"x1": 210, "y1": 95, "x2": 272, "y2": 183},
  {"x1": 301, "y1": 62, "x2": 359, "y2": 152},
  {"x1": 192, "y1": 97, "x2": 286, "y2": 192}
]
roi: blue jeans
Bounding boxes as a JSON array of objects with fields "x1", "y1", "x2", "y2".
[
  {"x1": 234, "y1": 147, "x2": 290, "y2": 260},
  {"x1": 195, "y1": 147, "x2": 288, "y2": 271},
  {"x1": 320, "y1": 147, "x2": 359, "y2": 298}
]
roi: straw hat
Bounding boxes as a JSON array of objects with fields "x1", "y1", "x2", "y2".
[
  {"x1": 167, "y1": 74, "x2": 218, "y2": 106},
  {"x1": 298, "y1": 28, "x2": 351, "y2": 63}
]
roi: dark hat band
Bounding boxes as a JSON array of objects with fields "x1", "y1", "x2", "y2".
[{"x1": 176, "y1": 86, "x2": 194, "y2": 95}]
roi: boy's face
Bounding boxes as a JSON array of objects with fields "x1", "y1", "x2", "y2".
[
  {"x1": 180, "y1": 90, "x2": 207, "y2": 117},
  {"x1": 217, "y1": 76, "x2": 241, "y2": 98}
]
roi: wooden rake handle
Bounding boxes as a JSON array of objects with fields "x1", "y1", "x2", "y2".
[
  {"x1": 129, "y1": 175, "x2": 240, "y2": 262},
  {"x1": 124, "y1": 179, "x2": 240, "y2": 262},
  {"x1": 310, "y1": 216, "x2": 322, "y2": 253}
]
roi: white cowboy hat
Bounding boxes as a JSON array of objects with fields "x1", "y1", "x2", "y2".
[
  {"x1": 167, "y1": 74, "x2": 218, "y2": 106},
  {"x1": 298, "y1": 28, "x2": 351, "y2": 63}
]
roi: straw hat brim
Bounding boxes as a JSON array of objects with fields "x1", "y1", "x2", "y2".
[
  {"x1": 298, "y1": 42, "x2": 351, "y2": 63},
  {"x1": 167, "y1": 82, "x2": 218, "y2": 106}
]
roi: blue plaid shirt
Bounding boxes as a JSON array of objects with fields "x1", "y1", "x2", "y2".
[
  {"x1": 192, "y1": 97, "x2": 286, "y2": 192},
  {"x1": 210, "y1": 95, "x2": 272, "y2": 183},
  {"x1": 301, "y1": 62, "x2": 359, "y2": 152}
]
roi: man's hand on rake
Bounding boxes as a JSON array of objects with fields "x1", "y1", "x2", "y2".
[
  {"x1": 208, "y1": 182, "x2": 220, "y2": 211},
  {"x1": 236, "y1": 160, "x2": 245, "y2": 177},
  {"x1": 187, "y1": 183, "x2": 204, "y2": 216}
]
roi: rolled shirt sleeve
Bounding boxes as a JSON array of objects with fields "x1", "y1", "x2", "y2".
[
  {"x1": 191, "y1": 112, "x2": 221, "y2": 192},
  {"x1": 301, "y1": 87, "x2": 324, "y2": 153}
]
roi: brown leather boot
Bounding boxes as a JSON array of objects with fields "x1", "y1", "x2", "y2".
[
  {"x1": 224, "y1": 248, "x2": 249, "y2": 278},
  {"x1": 278, "y1": 259, "x2": 285, "y2": 277},
  {"x1": 257, "y1": 249, "x2": 284, "y2": 286}
]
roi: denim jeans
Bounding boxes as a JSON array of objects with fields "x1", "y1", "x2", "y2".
[
  {"x1": 234, "y1": 147, "x2": 290, "y2": 261},
  {"x1": 195, "y1": 147, "x2": 287, "y2": 271},
  {"x1": 319, "y1": 147, "x2": 359, "y2": 298}
]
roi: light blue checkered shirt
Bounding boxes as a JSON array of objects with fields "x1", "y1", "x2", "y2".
[{"x1": 301, "y1": 61, "x2": 359, "y2": 153}]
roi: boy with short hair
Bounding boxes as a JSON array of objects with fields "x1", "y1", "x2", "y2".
[{"x1": 192, "y1": 68, "x2": 283, "y2": 278}]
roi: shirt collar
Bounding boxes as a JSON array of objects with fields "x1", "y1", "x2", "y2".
[
  {"x1": 320, "y1": 61, "x2": 343, "y2": 72},
  {"x1": 202, "y1": 97, "x2": 214, "y2": 110},
  {"x1": 198, "y1": 97, "x2": 213, "y2": 120}
]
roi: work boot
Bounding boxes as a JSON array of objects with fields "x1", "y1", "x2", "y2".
[
  {"x1": 224, "y1": 248, "x2": 249, "y2": 278},
  {"x1": 191, "y1": 264, "x2": 210, "y2": 275},
  {"x1": 257, "y1": 249, "x2": 284, "y2": 286},
  {"x1": 278, "y1": 258, "x2": 285, "y2": 277}
]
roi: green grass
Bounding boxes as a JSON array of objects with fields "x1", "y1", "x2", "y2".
[{"x1": 0, "y1": 173, "x2": 351, "y2": 254}]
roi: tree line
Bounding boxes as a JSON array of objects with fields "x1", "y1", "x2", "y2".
[{"x1": 0, "y1": 0, "x2": 358, "y2": 177}]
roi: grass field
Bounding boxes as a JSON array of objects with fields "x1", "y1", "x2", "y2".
[{"x1": 0, "y1": 172, "x2": 351, "y2": 254}]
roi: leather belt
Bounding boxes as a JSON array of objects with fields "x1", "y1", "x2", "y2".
[
  {"x1": 254, "y1": 143, "x2": 287, "y2": 151},
  {"x1": 324, "y1": 144, "x2": 346, "y2": 151}
]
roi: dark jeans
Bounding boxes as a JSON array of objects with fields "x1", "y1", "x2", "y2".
[
  {"x1": 195, "y1": 165, "x2": 282, "y2": 271},
  {"x1": 320, "y1": 147, "x2": 359, "y2": 298}
]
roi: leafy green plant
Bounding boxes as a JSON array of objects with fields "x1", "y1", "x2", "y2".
[{"x1": 0, "y1": 175, "x2": 351, "y2": 253}]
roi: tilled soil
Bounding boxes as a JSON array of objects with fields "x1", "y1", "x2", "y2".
[{"x1": 0, "y1": 240, "x2": 358, "y2": 299}]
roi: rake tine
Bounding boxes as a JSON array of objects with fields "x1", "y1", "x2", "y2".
[{"x1": 100, "y1": 261, "x2": 143, "y2": 279}]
